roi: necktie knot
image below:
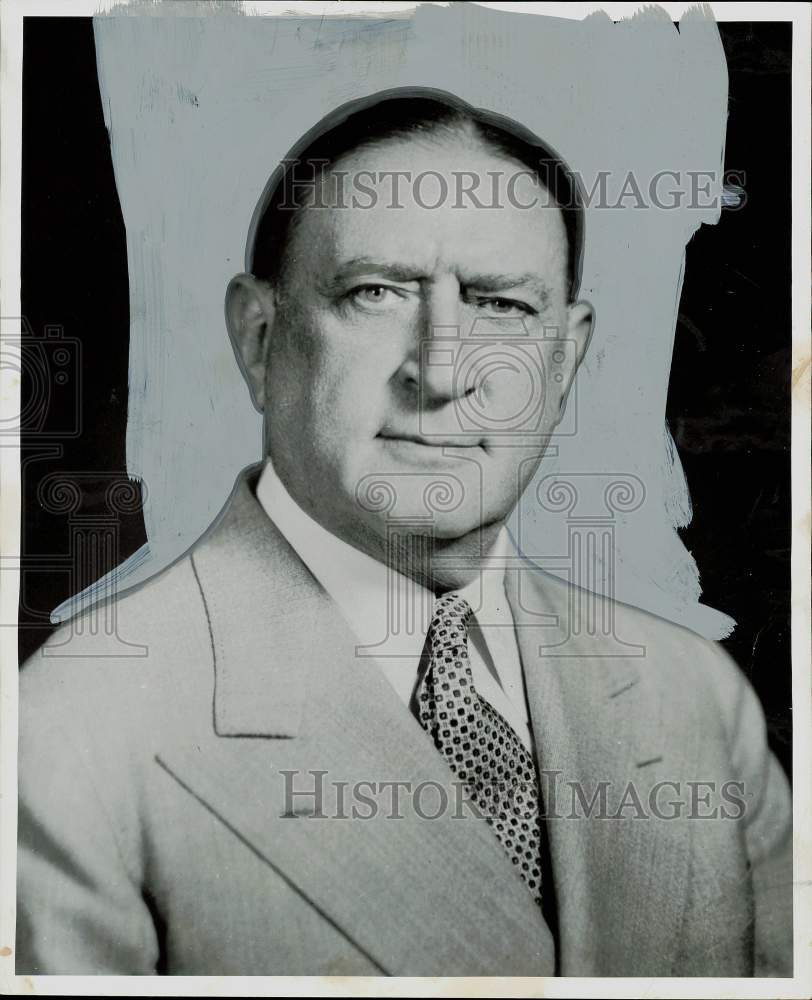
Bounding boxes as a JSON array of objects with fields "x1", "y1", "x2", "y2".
[{"x1": 428, "y1": 592, "x2": 473, "y2": 657}]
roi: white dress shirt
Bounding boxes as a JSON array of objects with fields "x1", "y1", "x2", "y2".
[{"x1": 256, "y1": 459, "x2": 534, "y2": 751}]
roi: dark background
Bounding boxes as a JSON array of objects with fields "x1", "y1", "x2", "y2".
[{"x1": 19, "y1": 18, "x2": 793, "y2": 778}]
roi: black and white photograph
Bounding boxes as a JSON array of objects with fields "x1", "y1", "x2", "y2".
[{"x1": 0, "y1": 0, "x2": 809, "y2": 994}]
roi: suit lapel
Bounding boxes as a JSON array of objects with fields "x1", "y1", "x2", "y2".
[
  {"x1": 157, "y1": 471, "x2": 555, "y2": 977},
  {"x1": 507, "y1": 560, "x2": 694, "y2": 976}
]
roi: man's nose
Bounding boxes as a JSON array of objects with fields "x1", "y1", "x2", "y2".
[{"x1": 413, "y1": 280, "x2": 471, "y2": 405}]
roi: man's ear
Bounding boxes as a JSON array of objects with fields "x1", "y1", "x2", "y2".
[
  {"x1": 225, "y1": 273, "x2": 277, "y2": 411},
  {"x1": 556, "y1": 299, "x2": 594, "y2": 423}
]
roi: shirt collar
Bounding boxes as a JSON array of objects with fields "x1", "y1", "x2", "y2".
[{"x1": 255, "y1": 458, "x2": 511, "y2": 660}]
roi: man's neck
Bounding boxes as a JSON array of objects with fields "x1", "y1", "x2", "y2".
[
  {"x1": 376, "y1": 522, "x2": 507, "y2": 595},
  {"x1": 258, "y1": 455, "x2": 508, "y2": 595}
]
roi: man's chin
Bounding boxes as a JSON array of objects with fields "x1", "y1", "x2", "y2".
[
  {"x1": 363, "y1": 507, "x2": 504, "y2": 552},
  {"x1": 430, "y1": 513, "x2": 491, "y2": 541}
]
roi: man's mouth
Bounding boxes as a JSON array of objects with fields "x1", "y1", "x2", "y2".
[{"x1": 377, "y1": 432, "x2": 483, "y2": 449}]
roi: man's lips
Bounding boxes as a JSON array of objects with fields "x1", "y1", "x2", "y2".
[{"x1": 377, "y1": 432, "x2": 483, "y2": 448}]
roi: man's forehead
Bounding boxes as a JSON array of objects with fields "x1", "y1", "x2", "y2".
[
  {"x1": 288, "y1": 139, "x2": 568, "y2": 284},
  {"x1": 298, "y1": 215, "x2": 566, "y2": 292},
  {"x1": 325, "y1": 134, "x2": 557, "y2": 214}
]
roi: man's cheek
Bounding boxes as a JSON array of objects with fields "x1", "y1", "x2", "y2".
[
  {"x1": 308, "y1": 381, "x2": 374, "y2": 468},
  {"x1": 324, "y1": 352, "x2": 388, "y2": 418}
]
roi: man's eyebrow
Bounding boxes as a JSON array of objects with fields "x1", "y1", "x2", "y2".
[
  {"x1": 463, "y1": 272, "x2": 551, "y2": 303},
  {"x1": 325, "y1": 258, "x2": 424, "y2": 288},
  {"x1": 325, "y1": 259, "x2": 552, "y2": 303}
]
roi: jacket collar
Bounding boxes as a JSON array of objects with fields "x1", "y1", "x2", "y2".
[
  {"x1": 190, "y1": 463, "x2": 323, "y2": 737},
  {"x1": 505, "y1": 554, "x2": 692, "y2": 975}
]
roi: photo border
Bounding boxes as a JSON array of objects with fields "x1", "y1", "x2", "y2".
[{"x1": 1, "y1": 2, "x2": 809, "y2": 997}]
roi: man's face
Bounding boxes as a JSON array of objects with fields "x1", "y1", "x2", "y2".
[{"x1": 231, "y1": 133, "x2": 592, "y2": 575}]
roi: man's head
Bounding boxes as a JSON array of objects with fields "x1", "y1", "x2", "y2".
[{"x1": 226, "y1": 90, "x2": 593, "y2": 587}]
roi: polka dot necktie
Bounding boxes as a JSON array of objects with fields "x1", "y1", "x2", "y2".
[{"x1": 415, "y1": 591, "x2": 544, "y2": 906}]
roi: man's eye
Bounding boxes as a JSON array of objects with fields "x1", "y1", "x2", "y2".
[
  {"x1": 349, "y1": 285, "x2": 400, "y2": 306},
  {"x1": 477, "y1": 297, "x2": 534, "y2": 317}
]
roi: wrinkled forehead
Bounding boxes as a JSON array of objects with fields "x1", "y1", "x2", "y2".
[{"x1": 284, "y1": 133, "x2": 569, "y2": 290}]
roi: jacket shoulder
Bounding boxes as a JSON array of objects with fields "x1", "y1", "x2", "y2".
[
  {"x1": 525, "y1": 561, "x2": 752, "y2": 723},
  {"x1": 19, "y1": 554, "x2": 212, "y2": 727}
]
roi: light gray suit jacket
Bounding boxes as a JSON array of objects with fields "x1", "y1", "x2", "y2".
[{"x1": 17, "y1": 469, "x2": 793, "y2": 977}]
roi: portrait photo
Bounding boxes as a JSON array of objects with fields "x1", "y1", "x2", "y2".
[{"x1": 0, "y1": 1, "x2": 809, "y2": 996}]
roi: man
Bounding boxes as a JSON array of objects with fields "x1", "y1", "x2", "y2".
[{"x1": 17, "y1": 91, "x2": 792, "y2": 977}]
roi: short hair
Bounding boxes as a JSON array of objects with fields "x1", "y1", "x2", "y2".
[{"x1": 247, "y1": 88, "x2": 585, "y2": 302}]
